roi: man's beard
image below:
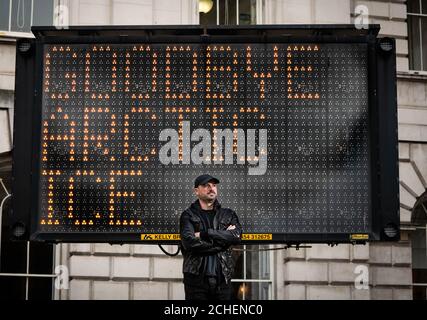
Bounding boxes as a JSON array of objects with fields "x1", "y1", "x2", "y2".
[{"x1": 203, "y1": 193, "x2": 216, "y2": 201}]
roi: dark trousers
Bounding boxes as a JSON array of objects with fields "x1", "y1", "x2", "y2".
[{"x1": 184, "y1": 275, "x2": 232, "y2": 300}]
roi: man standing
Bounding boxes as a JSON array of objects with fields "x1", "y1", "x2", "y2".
[{"x1": 179, "y1": 174, "x2": 242, "y2": 300}]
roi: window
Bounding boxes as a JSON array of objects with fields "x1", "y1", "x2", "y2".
[
  {"x1": 411, "y1": 191, "x2": 427, "y2": 300},
  {"x1": 407, "y1": 0, "x2": 427, "y2": 71},
  {"x1": 231, "y1": 245, "x2": 274, "y2": 300},
  {"x1": 199, "y1": 0, "x2": 257, "y2": 26},
  {"x1": 0, "y1": 0, "x2": 55, "y2": 34}
]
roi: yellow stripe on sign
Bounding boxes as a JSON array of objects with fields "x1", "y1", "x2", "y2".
[
  {"x1": 242, "y1": 234, "x2": 272, "y2": 240},
  {"x1": 140, "y1": 233, "x2": 274, "y2": 241},
  {"x1": 350, "y1": 234, "x2": 369, "y2": 240},
  {"x1": 140, "y1": 234, "x2": 181, "y2": 241}
]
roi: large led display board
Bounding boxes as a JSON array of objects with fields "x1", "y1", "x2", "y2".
[{"x1": 11, "y1": 26, "x2": 399, "y2": 244}]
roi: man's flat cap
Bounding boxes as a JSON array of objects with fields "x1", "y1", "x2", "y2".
[{"x1": 194, "y1": 174, "x2": 220, "y2": 188}]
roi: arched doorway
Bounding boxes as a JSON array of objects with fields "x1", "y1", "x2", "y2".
[{"x1": 411, "y1": 191, "x2": 427, "y2": 300}]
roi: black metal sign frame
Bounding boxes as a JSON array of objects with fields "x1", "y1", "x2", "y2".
[{"x1": 11, "y1": 25, "x2": 399, "y2": 244}]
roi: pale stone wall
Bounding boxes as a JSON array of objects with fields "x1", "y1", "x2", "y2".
[
  {"x1": 351, "y1": 0, "x2": 408, "y2": 70},
  {"x1": 275, "y1": 242, "x2": 412, "y2": 300},
  {"x1": 62, "y1": 0, "x2": 199, "y2": 26},
  {"x1": 62, "y1": 243, "x2": 184, "y2": 300},
  {"x1": 264, "y1": 0, "x2": 351, "y2": 24},
  {"x1": 264, "y1": 0, "x2": 408, "y2": 71}
]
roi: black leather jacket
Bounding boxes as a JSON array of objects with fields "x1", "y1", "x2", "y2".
[{"x1": 179, "y1": 199, "x2": 242, "y2": 284}]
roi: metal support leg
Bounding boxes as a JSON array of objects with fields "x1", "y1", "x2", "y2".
[{"x1": 25, "y1": 241, "x2": 30, "y2": 300}]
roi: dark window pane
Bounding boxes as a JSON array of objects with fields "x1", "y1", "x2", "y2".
[
  {"x1": 246, "y1": 245, "x2": 270, "y2": 279},
  {"x1": 412, "y1": 227, "x2": 427, "y2": 269},
  {"x1": 413, "y1": 247, "x2": 427, "y2": 268},
  {"x1": 200, "y1": 0, "x2": 217, "y2": 25},
  {"x1": 423, "y1": 0, "x2": 427, "y2": 14},
  {"x1": 408, "y1": 0, "x2": 420, "y2": 13},
  {"x1": 228, "y1": 0, "x2": 237, "y2": 25},
  {"x1": 32, "y1": 0, "x2": 54, "y2": 26},
  {"x1": 246, "y1": 245, "x2": 257, "y2": 279},
  {"x1": 200, "y1": 0, "x2": 255, "y2": 26},
  {"x1": 239, "y1": 0, "x2": 256, "y2": 25},
  {"x1": 412, "y1": 283, "x2": 427, "y2": 300},
  {"x1": 408, "y1": 16, "x2": 422, "y2": 70},
  {"x1": 0, "y1": 0, "x2": 10, "y2": 31},
  {"x1": 0, "y1": 241, "x2": 53, "y2": 299},
  {"x1": 411, "y1": 193, "x2": 427, "y2": 300},
  {"x1": 232, "y1": 282, "x2": 270, "y2": 300},
  {"x1": 28, "y1": 242, "x2": 54, "y2": 300},
  {"x1": 232, "y1": 245, "x2": 244, "y2": 279},
  {"x1": 11, "y1": 0, "x2": 31, "y2": 32},
  {"x1": 219, "y1": 0, "x2": 225, "y2": 25},
  {"x1": 422, "y1": 18, "x2": 427, "y2": 70},
  {"x1": 219, "y1": 0, "x2": 236, "y2": 25}
]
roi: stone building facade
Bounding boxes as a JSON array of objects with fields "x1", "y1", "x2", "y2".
[{"x1": 0, "y1": 0, "x2": 425, "y2": 300}]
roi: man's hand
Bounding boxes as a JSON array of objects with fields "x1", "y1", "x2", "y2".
[{"x1": 195, "y1": 225, "x2": 234, "y2": 238}]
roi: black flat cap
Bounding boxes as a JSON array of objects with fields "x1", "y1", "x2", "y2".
[{"x1": 194, "y1": 174, "x2": 220, "y2": 188}]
